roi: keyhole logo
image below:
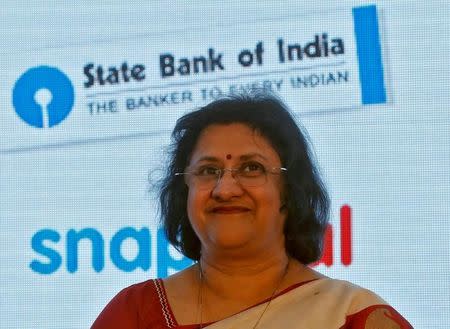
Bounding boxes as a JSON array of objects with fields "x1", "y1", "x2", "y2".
[{"x1": 12, "y1": 66, "x2": 75, "y2": 128}]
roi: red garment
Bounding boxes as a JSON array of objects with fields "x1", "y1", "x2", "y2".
[
  {"x1": 91, "y1": 279, "x2": 177, "y2": 329},
  {"x1": 91, "y1": 278, "x2": 413, "y2": 329}
]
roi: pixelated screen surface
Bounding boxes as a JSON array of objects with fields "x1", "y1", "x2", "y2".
[{"x1": 0, "y1": 1, "x2": 449, "y2": 328}]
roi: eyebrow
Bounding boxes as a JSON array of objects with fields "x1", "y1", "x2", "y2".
[
  {"x1": 239, "y1": 153, "x2": 269, "y2": 162},
  {"x1": 192, "y1": 153, "x2": 269, "y2": 165}
]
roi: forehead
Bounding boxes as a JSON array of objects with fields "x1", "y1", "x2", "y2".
[{"x1": 189, "y1": 123, "x2": 281, "y2": 165}]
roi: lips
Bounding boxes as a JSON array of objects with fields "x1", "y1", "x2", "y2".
[{"x1": 210, "y1": 206, "x2": 251, "y2": 214}]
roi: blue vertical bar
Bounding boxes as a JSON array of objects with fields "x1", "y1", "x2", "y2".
[{"x1": 352, "y1": 5, "x2": 386, "y2": 105}]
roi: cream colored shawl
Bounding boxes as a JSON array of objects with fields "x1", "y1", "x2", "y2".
[{"x1": 204, "y1": 278, "x2": 391, "y2": 329}]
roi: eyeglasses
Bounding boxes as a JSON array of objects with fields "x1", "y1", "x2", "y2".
[{"x1": 175, "y1": 162, "x2": 287, "y2": 190}]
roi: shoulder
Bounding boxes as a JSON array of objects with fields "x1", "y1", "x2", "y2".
[
  {"x1": 316, "y1": 278, "x2": 413, "y2": 328},
  {"x1": 108, "y1": 278, "x2": 162, "y2": 312},
  {"x1": 342, "y1": 304, "x2": 414, "y2": 329},
  {"x1": 91, "y1": 279, "x2": 168, "y2": 329},
  {"x1": 162, "y1": 265, "x2": 199, "y2": 302},
  {"x1": 317, "y1": 278, "x2": 387, "y2": 307}
]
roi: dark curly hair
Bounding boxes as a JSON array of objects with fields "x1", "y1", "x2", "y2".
[{"x1": 159, "y1": 91, "x2": 329, "y2": 264}]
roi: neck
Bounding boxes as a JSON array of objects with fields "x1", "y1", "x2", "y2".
[{"x1": 198, "y1": 252, "x2": 291, "y2": 302}]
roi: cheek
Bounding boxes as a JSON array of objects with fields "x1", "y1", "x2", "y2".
[
  {"x1": 256, "y1": 183, "x2": 287, "y2": 225},
  {"x1": 253, "y1": 187, "x2": 281, "y2": 215},
  {"x1": 186, "y1": 189, "x2": 196, "y2": 220},
  {"x1": 186, "y1": 188, "x2": 208, "y2": 226},
  {"x1": 265, "y1": 180, "x2": 285, "y2": 209}
]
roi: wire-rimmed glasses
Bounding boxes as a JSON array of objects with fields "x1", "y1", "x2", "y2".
[{"x1": 175, "y1": 162, "x2": 287, "y2": 190}]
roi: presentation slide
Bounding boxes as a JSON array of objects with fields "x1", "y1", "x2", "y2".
[{"x1": 1, "y1": 1, "x2": 448, "y2": 328}]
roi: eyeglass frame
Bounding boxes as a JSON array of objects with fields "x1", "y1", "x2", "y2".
[{"x1": 174, "y1": 164, "x2": 287, "y2": 190}]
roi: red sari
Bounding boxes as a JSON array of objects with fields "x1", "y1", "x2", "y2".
[{"x1": 91, "y1": 278, "x2": 413, "y2": 329}]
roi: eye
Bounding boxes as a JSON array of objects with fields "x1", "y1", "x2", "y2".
[
  {"x1": 240, "y1": 162, "x2": 265, "y2": 176},
  {"x1": 195, "y1": 165, "x2": 221, "y2": 176}
]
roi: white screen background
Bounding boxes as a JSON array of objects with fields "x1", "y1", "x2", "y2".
[{"x1": 1, "y1": 1, "x2": 449, "y2": 328}]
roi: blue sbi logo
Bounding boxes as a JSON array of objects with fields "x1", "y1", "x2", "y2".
[{"x1": 12, "y1": 66, "x2": 75, "y2": 128}]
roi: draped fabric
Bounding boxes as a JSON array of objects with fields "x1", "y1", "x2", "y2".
[{"x1": 91, "y1": 278, "x2": 413, "y2": 329}]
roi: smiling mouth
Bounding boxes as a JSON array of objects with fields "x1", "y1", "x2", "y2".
[{"x1": 211, "y1": 207, "x2": 251, "y2": 214}]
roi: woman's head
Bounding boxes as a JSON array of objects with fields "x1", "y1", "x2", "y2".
[{"x1": 159, "y1": 91, "x2": 329, "y2": 264}]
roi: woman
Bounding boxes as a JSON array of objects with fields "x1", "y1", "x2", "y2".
[{"x1": 91, "y1": 92, "x2": 413, "y2": 328}]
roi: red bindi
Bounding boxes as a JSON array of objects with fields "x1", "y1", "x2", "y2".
[{"x1": 226, "y1": 154, "x2": 232, "y2": 159}]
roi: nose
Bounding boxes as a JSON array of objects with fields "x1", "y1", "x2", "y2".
[{"x1": 211, "y1": 170, "x2": 244, "y2": 200}]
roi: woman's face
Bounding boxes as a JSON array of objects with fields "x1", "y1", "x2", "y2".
[{"x1": 186, "y1": 123, "x2": 287, "y2": 257}]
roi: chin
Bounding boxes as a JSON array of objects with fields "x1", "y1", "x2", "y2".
[{"x1": 208, "y1": 230, "x2": 254, "y2": 250}]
